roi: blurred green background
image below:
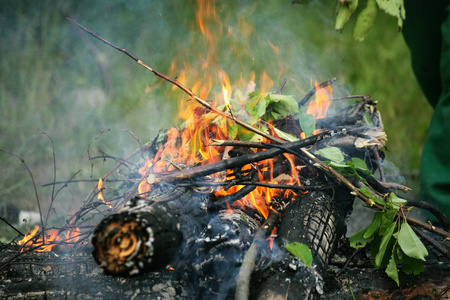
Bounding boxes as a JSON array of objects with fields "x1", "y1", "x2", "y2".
[{"x1": 0, "y1": 1, "x2": 432, "y2": 241}]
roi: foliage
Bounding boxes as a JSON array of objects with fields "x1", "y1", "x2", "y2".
[
  {"x1": 335, "y1": 0, "x2": 405, "y2": 41},
  {"x1": 285, "y1": 241, "x2": 313, "y2": 267}
]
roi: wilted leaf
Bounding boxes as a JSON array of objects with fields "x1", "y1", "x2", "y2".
[
  {"x1": 397, "y1": 222, "x2": 428, "y2": 261},
  {"x1": 285, "y1": 242, "x2": 313, "y2": 267}
]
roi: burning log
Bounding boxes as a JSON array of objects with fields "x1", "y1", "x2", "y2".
[
  {"x1": 92, "y1": 185, "x2": 209, "y2": 276},
  {"x1": 56, "y1": 19, "x2": 448, "y2": 300}
]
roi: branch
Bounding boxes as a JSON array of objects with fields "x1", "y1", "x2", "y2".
[
  {"x1": 298, "y1": 77, "x2": 336, "y2": 107},
  {"x1": 148, "y1": 130, "x2": 344, "y2": 183},
  {"x1": 67, "y1": 18, "x2": 286, "y2": 145},
  {"x1": 235, "y1": 210, "x2": 280, "y2": 300}
]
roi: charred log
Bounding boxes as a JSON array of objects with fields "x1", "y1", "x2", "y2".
[
  {"x1": 255, "y1": 187, "x2": 354, "y2": 300},
  {"x1": 186, "y1": 209, "x2": 259, "y2": 298},
  {"x1": 92, "y1": 185, "x2": 208, "y2": 276}
]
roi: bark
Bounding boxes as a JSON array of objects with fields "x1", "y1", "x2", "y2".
[{"x1": 91, "y1": 185, "x2": 208, "y2": 276}]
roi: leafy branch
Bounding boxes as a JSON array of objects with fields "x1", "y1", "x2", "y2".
[{"x1": 335, "y1": 0, "x2": 405, "y2": 41}]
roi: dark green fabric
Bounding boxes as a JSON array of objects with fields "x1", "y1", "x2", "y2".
[{"x1": 402, "y1": 0, "x2": 450, "y2": 219}]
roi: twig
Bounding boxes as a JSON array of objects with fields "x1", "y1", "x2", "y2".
[
  {"x1": 274, "y1": 77, "x2": 287, "y2": 94},
  {"x1": 0, "y1": 150, "x2": 44, "y2": 233},
  {"x1": 39, "y1": 130, "x2": 56, "y2": 230},
  {"x1": 150, "y1": 130, "x2": 344, "y2": 183},
  {"x1": 42, "y1": 177, "x2": 138, "y2": 187},
  {"x1": 121, "y1": 129, "x2": 146, "y2": 161},
  {"x1": 67, "y1": 18, "x2": 286, "y2": 145},
  {"x1": 235, "y1": 210, "x2": 280, "y2": 300},
  {"x1": 0, "y1": 216, "x2": 24, "y2": 236},
  {"x1": 411, "y1": 225, "x2": 450, "y2": 259},
  {"x1": 298, "y1": 77, "x2": 336, "y2": 107},
  {"x1": 336, "y1": 247, "x2": 364, "y2": 276},
  {"x1": 372, "y1": 149, "x2": 385, "y2": 182},
  {"x1": 406, "y1": 199, "x2": 450, "y2": 231}
]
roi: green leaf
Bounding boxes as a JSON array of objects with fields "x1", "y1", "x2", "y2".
[
  {"x1": 268, "y1": 94, "x2": 299, "y2": 115},
  {"x1": 351, "y1": 157, "x2": 370, "y2": 174},
  {"x1": 376, "y1": 0, "x2": 405, "y2": 28},
  {"x1": 335, "y1": 0, "x2": 359, "y2": 31},
  {"x1": 256, "y1": 95, "x2": 268, "y2": 118},
  {"x1": 285, "y1": 242, "x2": 313, "y2": 267},
  {"x1": 385, "y1": 246, "x2": 400, "y2": 286},
  {"x1": 273, "y1": 127, "x2": 299, "y2": 142},
  {"x1": 387, "y1": 193, "x2": 407, "y2": 208},
  {"x1": 314, "y1": 147, "x2": 345, "y2": 164},
  {"x1": 397, "y1": 222, "x2": 428, "y2": 261},
  {"x1": 378, "y1": 208, "x2": 396, "y2": 235},
  {"x1": 363, "y1": 212, "x2": 382, "y2": 238},
  {"x1": 350, "y1": 227, "x2": 372, "y2": 249},
  {"x1": 400, "y1": 250, "x2": 425, "y2": 275},
  {"x1": 227, "y1": 119, "x2": 238, "y2": 140},
  {"x1": 298, "y1": 112, "x2": 316, "y2": 138},
  {"x1": 353, "y1": 0, "x2": 378, "y2": 41},
  {"x1": 245, "y1": 91, "x2": 262, "y2": 117},
  {"x1": 359, "y1": 185, "x2": 385, "y2": 206},
  {"x1": 375, "y1": 222, "x2": 396, "y2": 267}
]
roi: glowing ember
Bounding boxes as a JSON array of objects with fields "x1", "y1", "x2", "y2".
[{"x1": 18, "y1": 226, "x2": 81, "y2": 252}]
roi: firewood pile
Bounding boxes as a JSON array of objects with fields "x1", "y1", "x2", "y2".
[{"x1": 1, "y1": 20, "x2": 449, "y2": 300}]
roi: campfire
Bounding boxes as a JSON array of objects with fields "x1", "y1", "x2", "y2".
[{"x1": 3, "y1": 3, "x2": 450, "y2": 300}]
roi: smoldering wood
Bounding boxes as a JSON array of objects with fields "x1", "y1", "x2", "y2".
[
  {"x1": 91, "y1": 185, "x2": 209, "y2": 276},
  {"x1": 1, "y1": 234, "x2": 448, "y2": 299}
]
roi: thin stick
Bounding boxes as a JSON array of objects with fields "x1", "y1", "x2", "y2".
[
  {"x1": 412, "y1": 225, "x2": 450, "y2": 259},
  {"x1": 0, "y1": 150, "x2": 44, "y2": 233},
  {"x1": 235, "y1": 210, "x2": 280, "y2": 300},
  {"x1": 67, "y1": 18, "x2": 285, "y2": 145},
  {"x1": 39, "y1": 130, "x2": 56, "y2": 230},
  {"x1": 0, "y1": 216, "x2": 24, "y2": 236},
  {"x1": 298, "y1": 77, "x2": 336, "y2": 107}
]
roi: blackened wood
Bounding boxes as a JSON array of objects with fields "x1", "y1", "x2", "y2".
[
  {"x1": 255, "y1": 188, "x2": 353, "y2": 300},
  {"x1": 186, "y1": 209, "x2": 258, "y2": 298},
  {"x1": 153, "y1": 130, "x2": 347, "y2": 183},
  {"x1": 92, "y1": 185, "x2": 208, "y2": 276}
]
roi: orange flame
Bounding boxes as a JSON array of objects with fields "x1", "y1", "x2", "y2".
[
  {"x1": 97, "y1": 178, "x2": 113, "y2": 209},
  {"x1": 307, "y1": 79, "x2": 332, "y2": 119},
  {"x1": 18, "y1": 226, "x2": 81, "y2": 252},
  {"x1": 134, "y1": 3, "x2": 336, "y2": 220}
]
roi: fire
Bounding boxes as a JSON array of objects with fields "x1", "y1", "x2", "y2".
[
  {"x1": 18, "y1": 226, "x2": 81, "y2": 252},
  {"x1": 307, "y1": 79, "x2": 333, "y2": 119},
  {"x1": 134, "y1": 1, "x2": 334, "y2": 220},
  {"x1": 97, "y1": 178, "x2": 113, "y2": 209}
]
